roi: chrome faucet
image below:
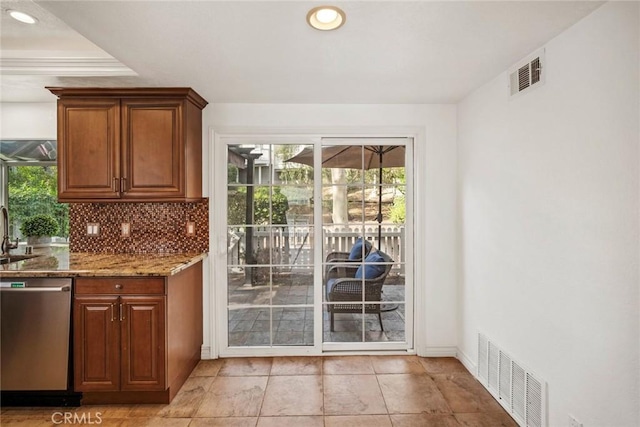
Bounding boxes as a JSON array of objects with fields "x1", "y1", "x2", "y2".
[{"x1": 1, "y1": 206, "x2": 19, "y2": 255}]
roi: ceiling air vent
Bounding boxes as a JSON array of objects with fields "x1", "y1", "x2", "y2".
[{"x1": 509, "y1": 49, "x2": 545, "y2": 97}]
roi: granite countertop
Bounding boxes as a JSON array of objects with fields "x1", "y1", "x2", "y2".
[{"x1": 0, "y1": 246, "x2": 207, "y2": 278}]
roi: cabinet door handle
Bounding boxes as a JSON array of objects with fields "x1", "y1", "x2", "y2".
[
  {"x1": 119, "y1": 303, "x2": 125, "y2": 321},
  {"x1": 120, "y1": 177, "x2": 127, "y2": 193},
  {"x1": 112, "y1": 177, "x2": 119, "y2": 193},
  {"x1": 111, "y1": 303, "x2": 116, "y2": 322}
]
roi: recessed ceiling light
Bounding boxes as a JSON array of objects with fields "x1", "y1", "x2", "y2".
[
  {"x1": 7, "y1": 10, "x2": 38, "y2": 24},
  {"x1": 307, "y1": 6, "x2": 345, "y2": 31}
]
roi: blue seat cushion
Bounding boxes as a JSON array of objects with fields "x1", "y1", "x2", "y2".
[
  {"x1": 348, "y1": 238, "x2": 372, "y2": 260},
  {"x1": 355, "y1": 251, "x2": 386, "y2": 279}
]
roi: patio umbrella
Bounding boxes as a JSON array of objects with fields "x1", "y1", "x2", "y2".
[{"x1": 284, "y1": 144, "x2": 405, "y2": 244}]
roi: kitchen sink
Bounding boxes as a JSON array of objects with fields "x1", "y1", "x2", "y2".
[{"x1": 0, "y1": 254, "x2": 41, "y2": 265}]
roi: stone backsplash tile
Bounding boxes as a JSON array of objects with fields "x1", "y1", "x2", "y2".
[{"x1": 69, "y1": 201, "x2": 208, "y2": 254}]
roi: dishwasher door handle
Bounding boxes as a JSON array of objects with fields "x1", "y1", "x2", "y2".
[{"x1": 0, "y1": 285, "x2": 71, "y2": 292}]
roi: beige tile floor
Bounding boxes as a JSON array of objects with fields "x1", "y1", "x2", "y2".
[{"x1": 1, "y1": 356, "x2": 518, "y2": 427}]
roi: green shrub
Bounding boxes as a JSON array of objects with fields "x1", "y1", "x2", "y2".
[
  {"x1": 254, "y1": 187, "x2": 289, "y2": 225},
  {"x1": 20, "y1": 214, "x2": 59, "y2": 237},
  {"x1": 227, "y1": 187, "x2": 289, "y2": 225},
  {"x1": 227, "y1": 189, "x2": 247, "y2": 226},
  {"x1": 390, "y1": 195, "x2": 405, "y2": 224}
]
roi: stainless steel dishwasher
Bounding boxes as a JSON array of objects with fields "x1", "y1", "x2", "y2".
[{"x1": 1, "y1": 277, "x2": 72, "y2": 391}]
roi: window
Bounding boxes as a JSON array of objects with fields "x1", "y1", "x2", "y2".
[{"x1": 1, "y1": 140, "x2": 68, "y2": 244}]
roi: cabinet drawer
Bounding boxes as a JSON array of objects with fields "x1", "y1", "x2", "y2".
[{"x1": 75, "y1": 277, "x2": 166, "y2": 295}]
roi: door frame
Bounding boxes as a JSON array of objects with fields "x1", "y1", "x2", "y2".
[{"x1": 209, "y1": 126, "x2": 426, "y2": 358}]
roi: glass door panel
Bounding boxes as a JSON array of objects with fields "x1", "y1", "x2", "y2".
[
  {"x1": 226, "y1": 143, "x2": 315, "y2": 348},
  {"x1": 321, "y1": 142, "x2": 407, "y2": 347}
]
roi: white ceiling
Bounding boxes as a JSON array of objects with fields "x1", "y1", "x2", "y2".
[{"x1": 1, "y1": 0, "x2": 604, "y2": 104}]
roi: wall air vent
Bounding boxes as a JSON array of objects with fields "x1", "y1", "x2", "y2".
[
  {"x1": 517, "y1": 64, "x2": 530, "y2": 92},
  {"x1": 477, "y1": 333, "x2": 548, "y2": 427},
  {"x1": 478, "y1": 333, "x2": 488, "y2": 383},
  {"x1": 509, "y1": 48, "x2": 545, "y2": 97}
]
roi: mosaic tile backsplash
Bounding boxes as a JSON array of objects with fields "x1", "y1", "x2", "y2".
[{"x1": 69, "y1": 201, "x2": 208, "y2": 254}]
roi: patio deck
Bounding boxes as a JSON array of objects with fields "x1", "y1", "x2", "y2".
[{"x1": 227, "y1": 271, "x2": 406, "y2": 346}]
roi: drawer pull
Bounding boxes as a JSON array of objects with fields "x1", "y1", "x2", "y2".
[{"x1": 115, "y1": 284, "x2": 123, "y2": 290}]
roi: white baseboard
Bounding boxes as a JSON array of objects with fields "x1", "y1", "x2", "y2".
[
  {"x1": 201, "y1": 344, "x2": 472, "y2": 366},
  {"x1": 456, "y1": 347, "x2": 477, "y2": 376},
  {"x1": 200, "y1": 345, "x2": 212, "y2": 360},
  {"x1": 423, "y1": 346, "x2": 458, "y2": 357}
]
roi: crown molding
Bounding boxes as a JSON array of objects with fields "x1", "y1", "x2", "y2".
[{"x1": 0, "y1": 57, "x2": 137, "y2": 76}]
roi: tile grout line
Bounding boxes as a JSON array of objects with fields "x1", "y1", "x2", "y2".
[
  {"x1": 188, "y1": 367, "x2": 217, "y2": 420},
  {"x1": 365, "y1": 356, "x2": 394, "y2": 421},
  {"x1": 374, "y1": 371, "x2": 393, "y2": 422},
  {"x1": 254, "y1": 359, "x2": 273, "y2": 422},
  {"x1": 430, "y1": 371, "x2": 460, "y2": 417},
  {"x1": 321, "y1": 367, "x2": 326, "y2": 426}
]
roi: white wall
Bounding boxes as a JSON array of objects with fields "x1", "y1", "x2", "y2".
[
  {"x1": 0, "y1": 103, "x2": 57, "y2": 139},
  {"x1": 457, "y1": 2, "x2": 639, "y2": 426},
  {"x1": 205, "y1": 103, "x2": 458, "y2": 355}
]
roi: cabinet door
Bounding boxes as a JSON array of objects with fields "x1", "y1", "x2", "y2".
[
  {"x1": 57, "y1": 99, "x2": 121, "y2": 200},
  {"x1": 73, "y1": 296, "x2": 120, "y2": 391},
  {"x1": 121, "y1": 100, "x2": 184, "y2": 199},
  {"x1": 120, "y1": 296, "x2": 166, "y2": 391}
]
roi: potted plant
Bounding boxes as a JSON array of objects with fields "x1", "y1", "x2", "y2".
[{"x1": 20, "y1": 214, "x2": 59, "y2": 247}]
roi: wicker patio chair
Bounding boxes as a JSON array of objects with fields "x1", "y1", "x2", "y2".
[
  {"x1": 325, "y1": 249, "x2": 393, "y2": 332},
  {"x1": 324, "y1": 237, "x2": 372, "y2": 277}
]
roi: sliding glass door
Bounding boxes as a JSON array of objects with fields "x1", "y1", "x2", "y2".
[{"x1": 221, "y1": 137, "x2": 412, "y2": 354}]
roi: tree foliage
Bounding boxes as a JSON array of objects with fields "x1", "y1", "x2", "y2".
[
  {"x1": 390, "y1": 195, "x2": 406, "y2": 224},
  {"x1": 274, "y1": 145, "x2": 315, "y2": 185},
  {"x1": 254, "y1": 187, "x2": 289, "y2": 225},
  {"x1": 8, "y1": 165, "x2": 69, "y2": 239},
  {"x1": 227, "y1": 145, "x2": 406, "y2": 226},
  {"x1": 227, "y1": 186, "x2": 289, "y2": 226}
]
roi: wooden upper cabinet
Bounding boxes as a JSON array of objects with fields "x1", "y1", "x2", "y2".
[
  {"x1": 48, "y1": 88, "x2": 208, "y2": 202},
  {"x1": 57, "y1": 98, "x2": 121, "y2": 200},
  {"x1": 121, "y1": 100, "x2": 183, "y2": 198}
]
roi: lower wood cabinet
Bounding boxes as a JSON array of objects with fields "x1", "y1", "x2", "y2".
[
  {"x1": 72, "y1": 261, "x2": 202, "y2": 403},
  {"x1": 74, "y1": 294, "x2": 165, "y2": 392},
  {"x1": 121, "y1": 296, "x2": 166, "y2": 390}
]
